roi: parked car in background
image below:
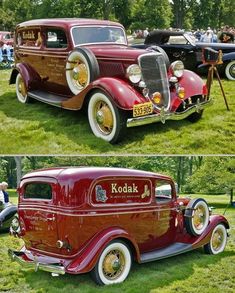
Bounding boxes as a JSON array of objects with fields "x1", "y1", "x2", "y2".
[
  {"x1": 132, "y1": 30, "x2": 235, "y2": 80},
  {"x1": 0, "y1": 203, "x2": 17, "y2": 232},
  {"x1": 10, "y1": 19, "x2": 211, "y2": 143},
  {"x1": 9, "y1": 167, "x2": 229, "y2": 285},
  {"x1": 0, "y1": 31, "x2": 14, "y2": 45}
]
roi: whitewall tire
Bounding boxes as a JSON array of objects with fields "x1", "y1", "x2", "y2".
[
  {"x1": 88, "y1": 91, "x2": 126, "y2": 143},
  {"x1": 225, "y1": 61, "x2": 235, "y2": 80},
  {"x1": 185, "y1": 198, "x2": 210, "y2": 236},
  {"x1": 91, "y1": 241, "x2": 132, "y2": 285},
  {"x1": 16, "y1": 73, "x2": 29, "y2": 103},
  {"x1": 204, "y1": 224, "x2": 227, "y2": 255}
]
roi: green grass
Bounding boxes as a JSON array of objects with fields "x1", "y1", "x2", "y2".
[
  {"x1": 0, "y1": 69, "x2": 234, "y2": 154},
  {"x1": 1, "y1": 193, "x2": 235, "y2": 293}
]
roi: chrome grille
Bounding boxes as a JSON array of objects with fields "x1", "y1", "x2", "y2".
[{"x1": 139, "y1": 53, "x2": 170, "y2": 109}]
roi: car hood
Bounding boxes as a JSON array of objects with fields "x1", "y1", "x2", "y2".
[{"x1": 83, "y1": 44, "x2": 149, "y2": 61}]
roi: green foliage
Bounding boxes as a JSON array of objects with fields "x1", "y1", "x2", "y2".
[{"x1": 185, "y1": 157, "x2": 235, "y2": 193}]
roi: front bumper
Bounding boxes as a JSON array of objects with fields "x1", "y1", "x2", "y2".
[
  {"x1": 8, "y1": 249, "x2": 65, "y2": 275},
  {"x1": 127, "y1": 98, "x2": 213, "y2": 128}
]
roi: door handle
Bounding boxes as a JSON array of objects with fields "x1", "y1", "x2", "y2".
[{"x1": 47, "y1": 216, "x2": 55, "y2": 221}]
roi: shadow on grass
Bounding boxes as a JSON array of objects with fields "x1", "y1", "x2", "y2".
[
  {"x1": 21, "y1": 249, "x2": 235, "y2": 293},
  {"x1": 0, "y1": 91, "x2": 194, "y2": 153}
]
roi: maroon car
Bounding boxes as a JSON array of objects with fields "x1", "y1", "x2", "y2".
[
  {"x1": 10, "y1": 19, "x2": 211, "y2": 143},
  {"x1": 9, "y1": 167, "x2": 229, "y2": 285}
]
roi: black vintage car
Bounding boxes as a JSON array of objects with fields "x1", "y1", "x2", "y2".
[
  {"x1": 0, "y1": 204, "x2": 18, "y2": 233},
  {"x1": 132, "y1": 30, "x2": 235, "y2": 80}
]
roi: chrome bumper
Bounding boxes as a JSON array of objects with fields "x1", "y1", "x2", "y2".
[
  {"x1": 127, "y1": 98, "x2": 213, "y2": 128},
  {"x1": 8, "y1": 249, "x2": 65, "y2": 275}
]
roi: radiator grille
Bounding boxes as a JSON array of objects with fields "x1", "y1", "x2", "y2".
[{"x1": 139, "y1": 53, "x2": 170, "y2": 109}]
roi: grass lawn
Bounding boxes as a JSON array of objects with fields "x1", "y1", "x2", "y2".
[
  {"x1": 0, "y1": 69, "x2": 234, "y2": 155},
  {"x1": 0, "y1": 193, "x2": 234, "y2": 293}
]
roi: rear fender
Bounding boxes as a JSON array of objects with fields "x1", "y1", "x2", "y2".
[
  {"x1": 61, "y1": 77, "x2": 147, "y2": 111},
  {"x1": 192, "y1": 215, "x2": 229, "y2": 249},
  {"x1": 9, "y1": 63, "x2": 41, "y2": 89},
  {"x1": 66, "y1": 227, "x2": 139, "y2": 274}
]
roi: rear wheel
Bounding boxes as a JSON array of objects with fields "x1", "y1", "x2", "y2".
[
  {"x1": 204, "y1": 224, "x2": 227, "y2": 254},
  {"x1": 91, "y1": 241, "x2": 132, "y2": 285},
  {"x1": 16, "y1": 73, "x2": 29, "y2": 103},
  {"x1": 88, "y1": 91, "x2": 126, "y2": 143}
]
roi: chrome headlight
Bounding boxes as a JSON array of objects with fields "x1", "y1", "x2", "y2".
[
  {"x1": 126, "y1": 64, "x2": 142, "y2": 83},
  {"x1": 170, "y1": 61, "x2": 184, "y2": 78}
]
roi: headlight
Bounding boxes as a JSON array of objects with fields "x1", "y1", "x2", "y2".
[
  {"x1": 170, "y1": 61, "x2": 184, "y2": 78},
  {"x1": 126, "y1": 64, "x2": 142, "y2": 83}
]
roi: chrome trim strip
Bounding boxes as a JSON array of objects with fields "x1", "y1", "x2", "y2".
[
  {"x1": 127, "y1": 98, "x2": 213, "y2": 128},
  {"x1": 8, "y1": 249, "x2": 65, "y2": 275}
]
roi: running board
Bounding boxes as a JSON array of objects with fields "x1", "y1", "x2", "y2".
[
  {"x1": 140, "y1": 242, "x2": 192, "y2": 263},
  {"x1": 28, "y1": 90, "x2": 69, "y2": 108}
]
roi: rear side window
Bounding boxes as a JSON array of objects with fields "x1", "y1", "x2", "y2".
[
  {"x1": 46, "y1": 29, "x2": 67, "y2": 48},
  {"x1": 24, "y1": 183, "x2": 52, "y2": 200},
  {"x1": 155, "y1": 180, "x2": 173, "y2": 203}
]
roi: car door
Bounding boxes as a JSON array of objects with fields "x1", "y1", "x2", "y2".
[
  {"x1": 19, "y1": 177, "x2": 60, "y2": 254},
  {"x1": 152, "y1": 178, "x2": 178, "y2": 249}
]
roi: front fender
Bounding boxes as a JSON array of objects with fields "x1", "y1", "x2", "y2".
[
  {"x1": 192, "y1": 215, "x2": 229, "y2": 249},
  {"x1": 62, "y1": 77, "x2": 147, "y2": 111},
  {"x1": 179, "y1": 70, "x2": 205, "y2": 98},
  {"x1": 66, "y1": 226, "x2": 139, "y2": 274},
  {"x1": 9, "y1": 63, "x2": 41, "y2": 89},
  {"x1": 222, "y1": 52, "x2": 235, "y2": 62},
  {"x1": 0, "y1": 205, "x2": 17, "y2": 230}
]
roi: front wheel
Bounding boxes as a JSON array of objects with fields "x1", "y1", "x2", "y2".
[
  {"x1": 16, "y1": 73, "x2": 29, "y2": 104},
  {"x1": 225, "y1": 60, "x2": 235, "y2": 80},
  {"x1": 91, "y1": 241, "x2": 132, "y2": 285},
  {"x1": 88, "y1": 91, "x2": 126, "y2": 143},
  {"x1": 204, "y1": 224, "x2": 227, "y2": 255}
]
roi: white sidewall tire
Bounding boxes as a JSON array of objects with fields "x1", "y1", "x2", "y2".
[
  {"x1": 209, "y1": 224, "x2": 227, "y2": 254},
  {"x1": 16, "y1": 73, "x2": 28, "y2": 103},
  {"x1": 97, "y1": 242, "x2": 131, "y2": 285},
  {"x1": 225, "y1": 61, "x2": 235, "y2": 80},
  {"x1": 185, "y1": 198, "x2": 210, "y2": 236},
  {"x1": 88, "y1": 92, "x2": 118, "y2": 142},
  {"x1": 191, "y1": 200, "x2": 209, "y2": 235},
  {"x1": 66, "y1": 50, "x2": 91, "y2": 95}
]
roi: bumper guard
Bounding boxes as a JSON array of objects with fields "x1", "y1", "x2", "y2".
[
  {"x1": 8, "y1": 249, "x2": 65, "y2": 275},
  {"x1": 127, "y1": 98, "x2": 213, "y2": 128}
]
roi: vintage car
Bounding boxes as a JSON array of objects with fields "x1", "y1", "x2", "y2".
[
  {"x1": 9, "y1": 167, "x2": 229, "y2": 285},
  {"x1": 0, "y1": 203, "x2": 18, "y2": 232},
  {"x1": 133, "y1": 30, "x2": 235, "y2": 80},
  {"x1": 9, "y1": 19, "x2": 211, "y2": 143}
]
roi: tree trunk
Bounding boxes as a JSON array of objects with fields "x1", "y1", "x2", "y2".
[{"x1": 14, "y1": 156, "x2": 22, "y2": 187}]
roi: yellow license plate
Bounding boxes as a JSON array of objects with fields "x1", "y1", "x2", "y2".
[{"x1": 133, "y1": 102, "x2": 153, "y2": 117}]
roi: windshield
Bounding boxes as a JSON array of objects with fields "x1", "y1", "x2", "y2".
[{"x1": 72, "y1": 26, "x2": 127, "y2": 46}]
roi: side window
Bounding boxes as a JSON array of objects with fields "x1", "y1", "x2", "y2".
[
  {"x1": 24, "y1": 183, "x2": 52, "y2": 200},
  {"x1": 46, "y1": 29, "x2": 67, "y2": 48},
  {"x1": 155, "y1": 180, "x2": 173, "y2": 203},
  {"x1": 17, "y1": 29, "x2": 41, "y2": 47}
]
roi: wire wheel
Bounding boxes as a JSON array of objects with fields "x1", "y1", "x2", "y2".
[
  {"x1": 16, "y1": 73, "x2": 28, "y2": 103},
  {"x1": 91, "y1": 241, "x2": 131, "y2": 285},
  {"x1": 204, "y1": 224, "x2": 227, "y2": 254},
  {"x1": 185, "y1": 198, "x2": 209, "y2": 236}
]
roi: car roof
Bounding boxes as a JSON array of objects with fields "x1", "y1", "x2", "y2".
[
  {"x1": 21, "y1": 167, "x2": 171, "y2": 182},
  {"x1": 16, "y1": 18, "x2": 124, "y2": 30},
  {"x1": 145, "y1": 30, "x2": 184, "y2": 44}
]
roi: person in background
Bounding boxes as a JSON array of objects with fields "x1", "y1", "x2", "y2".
[
  {"x1": 0, "y1": 183, "x2": 4, "y2": 210},
  {"x1": 219, "y1": 25, "x2": 234, "y2": 43},
  {"x1": 143, "y1": 28, "x2": 149, "y2": 38},
  {"x1": 2, "y1": 182, "x2": 9, "y2": 206},
  {"x1": 200, "y1": 30, "x2": 214, "y2": 43}
]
